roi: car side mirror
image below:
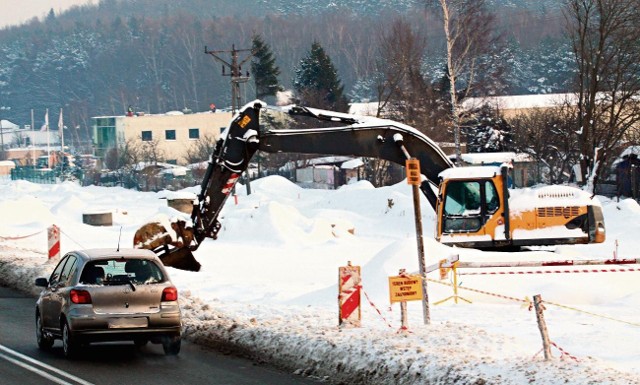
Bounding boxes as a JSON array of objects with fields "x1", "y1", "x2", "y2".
[{"x1": 35, "y1": 278, "x2": 49, "y2": 287}]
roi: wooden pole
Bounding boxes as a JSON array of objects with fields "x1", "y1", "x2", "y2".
[
  {"x1": 533, "y1": 294, "x2": 552, "y2": 361},
  {"x1": 399, "y1": 269, "x2": 409, "y2": 331},
  {"x1": 394, "y1": 135, "x2": 431, "y2": 325},
  {"x1": 411, "y1": 181, "x2": 431, "y2": 325}
]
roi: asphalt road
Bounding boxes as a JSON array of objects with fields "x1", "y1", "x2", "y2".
[{"x1": 0, "y1": 285, "x2": 325, "y2": 385}]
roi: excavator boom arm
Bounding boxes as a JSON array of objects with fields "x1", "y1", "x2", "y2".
[
  {"x1": 194, "y1": 103, "x2": 454, "y2": 242},
  {"x1": 147, "y1": 101, "x2": 454, "y2": 271}
]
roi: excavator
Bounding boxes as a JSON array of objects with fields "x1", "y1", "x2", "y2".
[{"x1": 134, "y1": 101, "x2": 606, "y2": 271}]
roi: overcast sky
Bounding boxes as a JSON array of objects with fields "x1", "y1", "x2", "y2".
[{"x1": 0, "y1": 0, "x2": 95, "y2": 29}]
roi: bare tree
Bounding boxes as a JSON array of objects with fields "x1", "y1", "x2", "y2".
[
  {"x1": 511, "y1": 104, "x2": 580, "y2": 184},
  {"x1": 374, "y1": 18, "x2": 426, "y2": 118},
  {"x1": 436, "y1": 0, "x2": 500, "y2": 162},
  {"x1": 367, "y1": 18, "x2": 433, "y2": 188},
  {"x1": 138, "y1": 138, "x2": 162, "y2": 165},
  {"x1": 565, "y1": 0, "x2": 640, "y2": 192},
  {"x1": 183, "y1": 133, "x2": 217, "y2": 165},
  {"x1": 101, "y1": 138, "x2": 144, "y2": 187},
  {"x1": 117, "y1": 138, "x2": 144, "y2": 169}
]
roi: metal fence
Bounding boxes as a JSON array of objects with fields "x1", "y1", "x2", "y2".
[{"x1": 10, "y1": 167, "x2": 57, "y2": 184}]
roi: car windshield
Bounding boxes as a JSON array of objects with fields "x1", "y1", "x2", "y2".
[{"x1": 80, "y1": 258, "x2": 165, "y2": 285}]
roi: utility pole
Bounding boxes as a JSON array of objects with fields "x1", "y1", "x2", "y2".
[
  {"x1": 204, "y1": 44, "x2": 255, "y2": 195},
  {"x1": 0, "y1": 118, "x2": 4, "y2": 161},
  {"x1": 204, "y1": 44, "x2": 253, "y2": 114}
]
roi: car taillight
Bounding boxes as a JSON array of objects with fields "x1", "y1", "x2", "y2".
[
  {"x1": 70, "y1": 289, "x2": 92, "y2": 304},
  {"x1": 162, "y1": 287, "x2": 178, "y2": 302}
]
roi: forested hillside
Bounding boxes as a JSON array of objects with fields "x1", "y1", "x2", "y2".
[{"x1": 0, "y1": 0, "x2": 569, "y2": 146}]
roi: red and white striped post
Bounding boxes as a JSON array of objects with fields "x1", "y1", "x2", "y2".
[
  {"x1": 221, "y1": 173, "x2": 240, "y2": 195},
  {"x1": 47, "y1": 224, "x2": 60, "y2": 259},
  {"x1": 338, "y1": 261, "x2": 361, "y2": 327}
]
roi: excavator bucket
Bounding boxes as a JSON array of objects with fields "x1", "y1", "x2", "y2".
[
  {"x1": 157, "y1": 246, "x2": 201, "y2": 272},
  {"x1": 134, "y1": 220, "x2": 201, "y2": 272}
]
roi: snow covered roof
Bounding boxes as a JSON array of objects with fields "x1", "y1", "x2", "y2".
[
  {"x1": 461, "y1": 93, "x2": 578, "y2": 111},
  {"x1": 297, "y1": 156, "x2": 353, "y2": 167},
  {"x1": 439, "y1": 165, "x2": 501, "y2": 180},
  {"x1": 134, "y1": 162, "x2": 188, "y2": 175},
  {"x1": 349, "y1": 102, "x2": 379, "y2": 116},
  {"x1": 461, "y1": 152, "x2": 516, "y2": 165},
  {"x1": 0, "y1": 119, "x2": 19, "y2": 129},
  {"x1": 157, "y1": 190, "x2": 196, "y2": 200},
  {"x1": 351, "y1": 94, "x2": 575, "y2": 117},
  {"x1": 341, "y1": 158, "x2": 364, "y2": 169},
  {"x1": 159, "y1": 167, "x2": 188, "y2": 176},
  {"x1": 460, "y1": 152, "x2": 534, "y2": 165}
]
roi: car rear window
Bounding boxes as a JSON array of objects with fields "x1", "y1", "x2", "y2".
[{"x1": 80, "y1": 258, "x2": 165, "y2": 285}]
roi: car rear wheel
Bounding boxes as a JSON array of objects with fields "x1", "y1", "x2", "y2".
[
  {"x1": 162, "y1": 335, "x2": 181, "y2": 356},
  {"x1": 36, "y1": 313, "x2": 54, "y2": 350},
  {"x1": 62, "y1": 321, "x2": 79, "y2": 358}
]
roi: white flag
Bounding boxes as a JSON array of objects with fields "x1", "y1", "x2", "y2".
[
  {"x1": 58, "y1": 108, "x2": 64, "y2": 150},
  {"x1": 41, "y1": 110, "x2": 49, "y2": 131}
]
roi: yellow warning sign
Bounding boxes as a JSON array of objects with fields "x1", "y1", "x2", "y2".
[
  {"x1": 388, "y1": 274, "x2": 423, "y2": 304},
  {"x1": 439, "y1": 258, "x2": 449, "y2": 280},
  {"x1": 238, "y1": 115, "x2": 252, "y2": 128},
  {"x1": 405, "y1": 159, "x2": 421, "y2": 185}
]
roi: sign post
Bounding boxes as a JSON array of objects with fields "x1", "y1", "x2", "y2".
[
  {"x1": 47, "y1": 224, "x2": 60, "y2": 260},
  {"x1": 405, "y1": 158, "x2": 430, "y2": 325},
  {"x1": 338, "y1": 261, "x2": 361, "y2": 327},
  {"x1": 389, "y1": 269, "x2": 424, "y2": 331}
]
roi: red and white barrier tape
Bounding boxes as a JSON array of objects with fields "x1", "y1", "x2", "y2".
[
  {"x1": 427, "y1": 278, "x2": 530, "y2": 304},
  {"x1": 459, "y1": 268, "x2": 639, "y2": 276},
  {"x1": 0, "y1": 229, "x2": 45, "y2": 241},
  {"x1": 59, "y1": 229, "x2": 85, "y2": 249},
  {"x1": 542, "y1": 299, "x2": 640, "y2": 326},
  {"x1": 361, "y1": 287, "x2": 394, "y2": 329},
  {"x1": 532, "y1": 345, "x2": 579, "y2": 362},
  {"x1": 550, "y1": 341, "x2": 580, "y2": 362}
]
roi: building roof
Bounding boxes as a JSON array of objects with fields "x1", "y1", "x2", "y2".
[
  {"x1": 0, "y1": 119, "x2": 19, "y2": 129},
  {"x1": 461, "y1": 93, "x2": 578, "y2": 111}
]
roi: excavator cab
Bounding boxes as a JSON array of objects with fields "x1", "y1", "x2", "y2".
[
  {"x1": 440, "y1": 178, "x2": 500, "y2": 233},
  {"x1": 436, "y1": 166, "x2": 511, "y2": 248}
]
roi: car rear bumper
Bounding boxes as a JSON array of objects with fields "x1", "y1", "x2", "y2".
[
  {"x1": 71, "y1": 326, "x2": 182, "y2": 343},
  {"x1": 67, "y1": 309, "x2": 181, "y2": 342}
]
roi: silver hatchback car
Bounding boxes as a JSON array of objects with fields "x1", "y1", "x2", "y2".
[{"x1": 35, "y1": 248, "x2": 182, "y2": 357}]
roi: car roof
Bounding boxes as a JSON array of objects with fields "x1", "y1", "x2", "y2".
[{"x1": 72, "y1": 248, "x2": 158, "y2": 261}]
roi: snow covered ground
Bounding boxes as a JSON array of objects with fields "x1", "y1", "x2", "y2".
[{"x1": 0, "y1": 176, "x2": 639, "y2": 385}]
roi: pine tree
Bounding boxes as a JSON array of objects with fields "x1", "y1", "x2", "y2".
[
  {"x1": 463, "y1": 105, "x2": 514, "y2": 153},
  {"x1": 293, "y1": 41, "x2": 349, "y2": 112},
  {"x1": 46, "y1": 9, "x2": 56, "y2": 23},
  {"x1": 251, "y1": 34, "x2": 282, "y2": 103}
]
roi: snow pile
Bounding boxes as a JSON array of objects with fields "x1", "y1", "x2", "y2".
[{"x1": 0, "y1": 176, "x2": 639, "y2": 384}]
